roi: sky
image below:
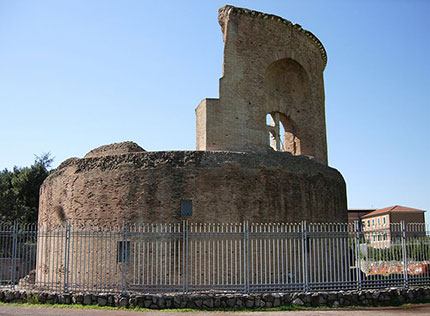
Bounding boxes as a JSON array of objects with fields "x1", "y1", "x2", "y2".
[{"x1": 0, "y1": 0, "x2": 429, "y2": 221}]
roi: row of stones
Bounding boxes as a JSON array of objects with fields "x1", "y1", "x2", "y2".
[
  {"x1": 221, "y1": 5, "x2": 327, "y2": 67},
  {"x1": 1, "y1": 287, "x2": 429, "y2": 309}
]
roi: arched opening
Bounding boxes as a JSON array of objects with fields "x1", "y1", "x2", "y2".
[
  {"x1": 266, "y1": 112, "x2": 301, "y2": 155},
  {"x1": 264, "y1": 58, "x2": 310, "y2": 109},
  {"x1": 263, "y1": 58, "x2": 310, "y2": 156}
]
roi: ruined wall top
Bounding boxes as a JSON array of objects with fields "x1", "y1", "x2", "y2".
[
  {"x1": 40, "y1": 149, "x2": 346, "y2": 225},
  {"x1": 84, "y1": 141, "x2": 145, "y2": 158},
  {"x1": 218, "y1": 5, "x2": 327, "y2": 69},
  {"x1": 196, "y1": 5, "x2": 329, "y2": 164}
]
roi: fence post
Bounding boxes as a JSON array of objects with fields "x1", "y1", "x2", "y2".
[
  {"x1": 63, "y1": 222, "x2": 71, "y2": 293},
  {"x1": 121, "y1": 222, "x2": 128, "y2": 295},
  {"x1": 182, "y1": 220, "x2": 189, "y2": 294},
  {"x1": 11, "y1": 221, "x2": 19, "y2": 290},
  {"x1": 354, "y1": 221, "x2": 362, "y2": 291},
  {"x1": 301, "y1": 220, "x2": 309, "y2": 292},
  {"x1": 401, "y1": 220, "x2": 409, "y2": 288},
  {"x1": 243, "y1": 221, "x2": 250, "y2": 294}
]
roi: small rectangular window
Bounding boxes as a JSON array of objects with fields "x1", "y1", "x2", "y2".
[
  {"x1": 117, "y1": 241, "x2": 130, "y2": 263},
  {"x1": 372, "y1": 219, "x2": 375, "y2": 227},
  {"x1": 383, "y1": 216, "x2": 386, "y2": 225},
  {"x1": 181, "y1": 199, "x2": 192, "y2": 217},
  {"x1": 367, "y1": 220, "x2": 370, "y2": 228},
  {"x1": 377, "y1": 218, "x2": 380, "y2": 226}
]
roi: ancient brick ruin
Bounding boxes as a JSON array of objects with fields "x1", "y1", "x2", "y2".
[
  {"x1": 35, "y1": 5, "x2": 348, "y2": 290},
  {"x1": 38, "y1": 5, "x2": 347, "y2": 226},
  {"x1": 197, "y1": 6, "x2": 328, "y2": 164}
]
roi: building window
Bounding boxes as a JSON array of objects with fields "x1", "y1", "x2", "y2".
[
  {"x1": 372, "y1": 219, "x2": 375, "y2": 227},
  {"x1": 367, "y1": 220, "x2": 370, "y2": 228},
  {"x1": 117, "y1": 241, "x2": 131, "y2": 263},
  {"x1": 377, "y1": 218, "x2": 380, "y2": 226},
  {"x1": 266, "y1": 112, "x2": 301, "y2": 154},
  {"x1": 383, "y1": 216, "x2": 386, "y2": 226}
]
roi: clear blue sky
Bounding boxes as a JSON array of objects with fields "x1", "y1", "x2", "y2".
[{"x1": 1, "y1": 0, "x2": 429, "y2": 221}]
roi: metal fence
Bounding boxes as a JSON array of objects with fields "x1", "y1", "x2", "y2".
[{"x1": 1, "y1": 221, "x2": 429, "y2": 294}]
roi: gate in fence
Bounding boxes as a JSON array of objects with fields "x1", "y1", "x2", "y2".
[{"x1": 1, "y1": 221, "x2": 429, "y2": 294}]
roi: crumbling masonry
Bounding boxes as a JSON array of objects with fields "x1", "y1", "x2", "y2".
[
  {"x1": 36, "y1": 6, "x2": 347, "y2": 287},
  {"x1": 39, "y1": 5, "x2": 346, "y2": 226}
]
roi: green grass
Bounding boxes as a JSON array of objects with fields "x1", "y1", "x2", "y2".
[
  {"x1": 0, "y1": 300, "x2": 428, "y2": 313},
  {"x1": 0, "y1": 301, "x2": 155, "y2": 312},
  {"x1": 0, "y1": 301, "x2": 311, "y2": 312}
]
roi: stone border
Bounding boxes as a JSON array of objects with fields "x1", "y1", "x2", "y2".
[{"x1": 1, "y1": 287, "x2": 430, "y2": 309}]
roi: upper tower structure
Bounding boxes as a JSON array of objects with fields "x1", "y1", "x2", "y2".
[{"x1": 196, "y1": 5, "x2": 328, "y2": 164}]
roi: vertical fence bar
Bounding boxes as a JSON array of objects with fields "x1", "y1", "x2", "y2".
[
  {"x1": 354, "y1": 221, "x2": 362, "y2": 291},
  {"x1": 125, "y1": 223, "x2": 129, "y2": 294},
  {"x1": 301, "y1": 220, "x2": 309, "y2": 292},
  {"x1": 3, "y1": 220, "x2": 430, "y2": 294},
  {"x1": 401, "y1": 220, "x2": 409, "y2": 288},
  {"x1": 11, "y1": 221, "x2": 18, "y2": 290},
  {"x1": 121, "y1": 223, "x2": 127, "y2": 295},
  {"x1": 63, "y1": 222, "x2": 71, "y2": 293},
  {"x1": 182, "y1": 220, "x2": 189, "y2": 294},
  {"x1": 243, "y1": 221, "x2": 249, "y2": 293}
]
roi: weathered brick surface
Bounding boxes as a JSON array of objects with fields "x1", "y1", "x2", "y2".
[
  {"x1": 39, "y1": 149, "x2": 346, "y2": 225},
  {"x1": 84, "y1": 141, "x2": 145, "y2": 158},
  {"x1": 36, "y1": 6, "x2": 347, "y2": 289},
  {"x1": 196, "y1": 5, "x2": 328, "y2": 164}
]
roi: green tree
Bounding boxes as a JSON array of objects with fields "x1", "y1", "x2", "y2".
[{"x1": 0, "y1": 153, "x2": 53, "y2": 224}]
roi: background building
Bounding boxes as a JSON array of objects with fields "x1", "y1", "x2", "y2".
[
  {"x1": 347, "y1": 208, "x2": 375, "y2": 227},
  {"x1": 361, "y1": 205, "x2": 426, "y2": 247}
]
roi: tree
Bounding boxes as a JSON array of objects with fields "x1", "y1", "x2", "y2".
[{"x1": 0, "y1": 153, "x2": 53, "y2": 224}]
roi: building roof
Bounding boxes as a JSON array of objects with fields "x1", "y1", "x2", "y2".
[{"x1": 361, "y1": 205, "x2": 426, "y2": 219}]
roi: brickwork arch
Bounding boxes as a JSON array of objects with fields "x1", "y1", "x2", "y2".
[
  {"x1": 266, "y1": 112, "x2": 301, "y2": 155},
  {"x1": 196, "y1": 6, "x2": 328, "y2": 164},
  {"x1": 264, "y1": 58, "x2": 310, "y2": 156}
]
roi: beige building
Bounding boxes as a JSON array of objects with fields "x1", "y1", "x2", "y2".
[{"x1": 361, "y1": 205, "x2": 426, "y2": 247}]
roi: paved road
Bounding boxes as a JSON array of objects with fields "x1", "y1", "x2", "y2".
[{"x1": 1, "y1": 304, "x2": 430, "y2": 316}]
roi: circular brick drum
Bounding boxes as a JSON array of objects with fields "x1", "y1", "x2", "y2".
[{"x1": 38, "y1": 142, "x2": 347, "y2": 225}]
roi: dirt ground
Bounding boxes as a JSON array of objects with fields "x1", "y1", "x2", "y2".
[{"x1": 1, "y1": 304, "x2": 430, "y2": 316}]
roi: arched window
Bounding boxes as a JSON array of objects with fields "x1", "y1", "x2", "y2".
[
  {"x1": 266, "y1": 112, "x2": 301, "y2": 155},
  {"x1": 266, "y1": 112, "x2": 282, "y2": 151}
]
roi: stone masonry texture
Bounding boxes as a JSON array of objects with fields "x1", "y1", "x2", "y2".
[
  {"x1": 36, "y1": 5, "x2": 348, "y2": 289},
  {"x1": 39, "y1": 147, "x2": 346, "y2": 225},
  {"x1": 1, "y1": 287, "x2": 430, "y2": 309},
  {"x1": 196, "y1": 5, "x2": 328, "y2": 164}
]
